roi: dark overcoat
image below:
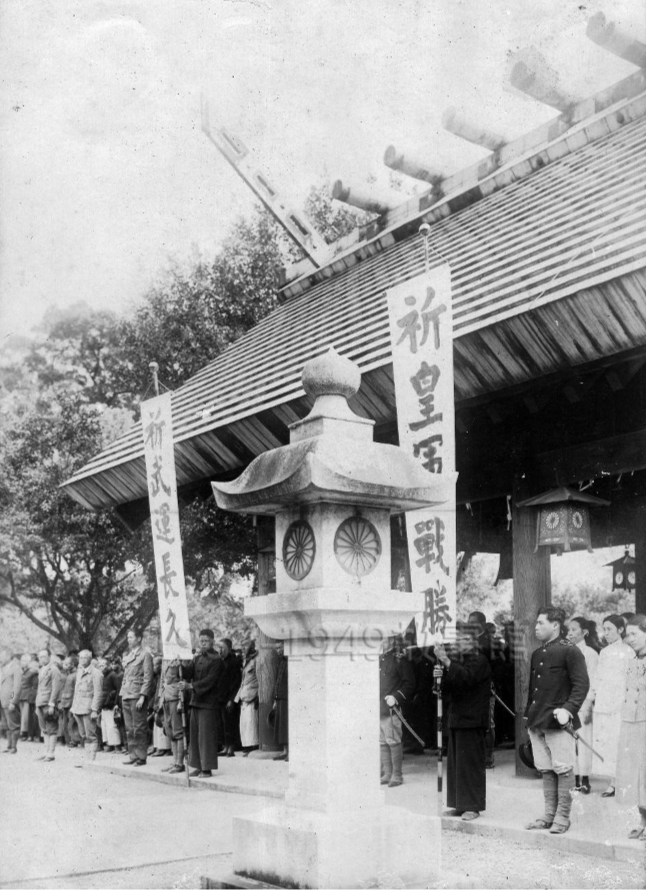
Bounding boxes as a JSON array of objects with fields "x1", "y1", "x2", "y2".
[
  {"x1": 379, "y1": 649, "x2": 416, "y2": 718},
  {"x1": 524, "y1": 638, "x2": 589, "y2": 731},
  {"x1": 185, "y1": 650, "x2": 223, "y2": 709},
  {"x1": 443, "y1": 652, "x2": 492, "y2": 729}
]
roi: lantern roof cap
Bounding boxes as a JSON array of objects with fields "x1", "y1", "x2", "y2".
[
  {"x1": 604, "y1": 549, "x2": 635, "y2": 568},
  {"x1": 211, "y1": 435, "x2": 455, "y2": 514},
  {"x1": 517, "y1": 485, "x2": 610, "y2": 508},
  {"x1": 211, "y1": 349, "x2": 453, "y2": 514}
]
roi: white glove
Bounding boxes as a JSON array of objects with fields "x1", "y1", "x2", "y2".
[
  {"x1": 553, "y1": 708, "x2": 572, "y2": 726},
  {"x1": 385, "y1": 695, "x2": 398, "y2": 708}
]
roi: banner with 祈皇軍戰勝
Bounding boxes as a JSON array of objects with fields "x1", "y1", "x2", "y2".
[
  {"x1": 142, "y1": 393, "x2": 192, "y2": 659},
  {"x1": 387, "y1": 265, "x2": 457, "y2": 645}
]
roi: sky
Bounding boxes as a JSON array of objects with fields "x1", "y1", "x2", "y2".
[{"x1": 1, "y1": 0, "x2": 644, "y2": 340}]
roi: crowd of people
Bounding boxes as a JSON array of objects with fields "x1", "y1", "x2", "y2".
[
  {"x1": 397, "y1": 608, "x2": 644, "y2": 840},
  {"x1": 0, "y1": 628, "x2": 288, "y2": 774},
  {"x1": 2, "y1": 608, "x2": 644, "y2": 841}
]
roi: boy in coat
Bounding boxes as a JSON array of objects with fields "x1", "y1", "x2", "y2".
[
  {"x1": 524, "y1": 607, "x2": 589, "y2": 834},
  {"x1": 379, "y1": 635, "x2": 415, "y2": 787}
]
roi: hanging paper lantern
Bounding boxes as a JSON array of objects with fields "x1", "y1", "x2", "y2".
[
  {"x1": 517, "y1": 486, "x2": 610, "y2": 554},
  {"x1": 605, "y1": 548, "x2": 636, "y2": 591}
]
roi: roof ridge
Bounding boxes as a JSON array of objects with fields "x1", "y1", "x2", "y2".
[{"x1": 280, "y1": 71, "x2": 646, "y2": 301}]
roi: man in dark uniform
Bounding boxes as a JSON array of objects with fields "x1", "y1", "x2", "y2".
[
  {"x1": 524, "y1": 606, "x2": 589, "y2": 834},
  {"x1": 181, "y1": 629, "x2": 223, "y2": 778},
  {"x1": 434, "y1": 625, "x2": 492, "y2": 820},
  {"x1": 468, "y1": 611, "x2": 496, "y2": 768},
  {"x1": 379, "y1": 635, "x2": 415, "y2": 787}
]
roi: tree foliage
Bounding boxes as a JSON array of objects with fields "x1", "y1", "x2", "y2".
[
  {"x1": 114, "y1": 210, "x2": 289, "y2": 400},
  {"x1": 303, "y1": 185, "x2": 374, "y2": 246},
  {"x1": 0, "y1": 192, "x2": 366, "y2": 652},
  {"x1": 26, "y1": 305, "x2": 131, "y2": 408},
  {"x1": 0, "y1": 392, "x2": 156, "y2": 652},
  {"x1": 456, "y1": 552, "x2": 635, "y2": 635}
]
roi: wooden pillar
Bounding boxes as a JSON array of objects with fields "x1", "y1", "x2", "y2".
[
  {"x1": 255, "y1": 516, "x2": 281, "y2": 752},
  {"x1": 634, "y1": 498, "x2": 646, "y2": 615},
  {"x1": 512, "y1": 478, "x2": 551, "y2": 776}
]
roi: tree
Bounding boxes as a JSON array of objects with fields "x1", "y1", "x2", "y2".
[
  {"x1": 0, "y1": 392, "x2": 157, "y2": 652},
  {"x1": 303, "y1": 185, "x2": 374, "y2": 247},
  {"x1": 25, "y1": 304, "x2": 134, "y2": 409},
  {"x1": 0, "y1": 191, "x2": 366, "y2": 655},
  {"x1": 113, "y1": 209, "x2": 289, "y2": 400}
]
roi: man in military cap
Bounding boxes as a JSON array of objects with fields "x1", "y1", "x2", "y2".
[
  {"x1": 379, "y1": 635, "x2": 415, "y2": 787},
  {"x1": 524, "y1": 607, "x2": 589, "y2": 834},
  {"x1": 35, "y1": 649, "x2": 62, "y2": 762}
]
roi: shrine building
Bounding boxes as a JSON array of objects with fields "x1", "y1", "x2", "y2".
[{"x1": 63, "y1": 55, "x2": 646, "y2": 769}]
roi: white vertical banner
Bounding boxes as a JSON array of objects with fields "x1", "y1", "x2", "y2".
[
  {"x1": 142, "y1": 393, "x2": 192, "y2": 658},
  {"x1": 387, "y1": 265, "x2": 457, "y2": 645}
]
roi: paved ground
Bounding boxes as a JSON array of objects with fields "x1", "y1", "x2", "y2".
[{"x1": 0, "y1": 742, "x2": 644, "y2": 889}]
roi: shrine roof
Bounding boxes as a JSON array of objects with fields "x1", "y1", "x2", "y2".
[{"x1": 62, "y1": 94, "x2": 646, "y2": 515}]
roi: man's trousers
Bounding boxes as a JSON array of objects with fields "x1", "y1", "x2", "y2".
[
  {"x1": 36, "y1": 705, "x2": 59, "y2": 737},
  {"x1": 74, "y1": 713, "x2": 99, "y2": 745},
  {"x1": 122, "y1": 698, "x2": 148, "y2": 762}
]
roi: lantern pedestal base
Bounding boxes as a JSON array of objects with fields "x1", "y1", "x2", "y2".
[{"x1": 232, "y1": 805, "x2": 441, "y2": 890}]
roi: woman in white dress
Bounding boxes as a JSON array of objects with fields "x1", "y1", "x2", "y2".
[
  {"x1": 590, "y1": 614, "x2": 635, "y2": 796},
  {"x1": 235, "y1": 641, "x2": 259, "y2": 756},
  {"x1": 615, "y1": 615, "x2": 646, "y2": 839},
  {"x1": 566, "y1": 616, "x2": 599, "y2": 794}
]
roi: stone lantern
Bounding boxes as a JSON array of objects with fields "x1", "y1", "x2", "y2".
[{"x1": 212, "y1": 347, "x2": 453, "y2": 889}]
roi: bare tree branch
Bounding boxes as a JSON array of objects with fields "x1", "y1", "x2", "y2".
[{"x1": 0, "y1": 571, "x2": 65, "y2": 646}]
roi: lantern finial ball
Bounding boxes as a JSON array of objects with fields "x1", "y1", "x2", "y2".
[{"x1": 302, "y1": 347, "x2": 361, "y2": 401}]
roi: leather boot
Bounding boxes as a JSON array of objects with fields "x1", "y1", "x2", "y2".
[
  {"x1": 543, "y1": 770, "x2": 558, "y2": 823},
  {"x1": 551, "y1": 771, "x2": 575, "y2": 833},
  {"x1": 176, "y1": 737, "x2": 184, "y2": 767},
  {"x1": 389, "y1": 743, "x2": 403, "y2": 787},
  {"x1": 380, "y1": 745, "x2": 392, "y2": 785},
  {"x1": 527, "y1": 770, "x2": 557, "y2": 829}
]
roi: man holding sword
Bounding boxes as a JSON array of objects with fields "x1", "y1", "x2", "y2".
[
  {"x1": 524, "y1": 607, "x2": 589, "y2": 834},
  {"x1": 379, "y1": 635, "x2": 415, "y2": 787}
]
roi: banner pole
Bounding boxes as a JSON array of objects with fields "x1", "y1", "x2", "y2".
[
  {"x1": 435, "y1": 670, "x2": 443, "y2": 816},
  {"x1": 149, "y1": 361, "x2": 160, "y2": 397},
  {"x1": 178, "y1": 663, "x2": 190, "y2": 788}
]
